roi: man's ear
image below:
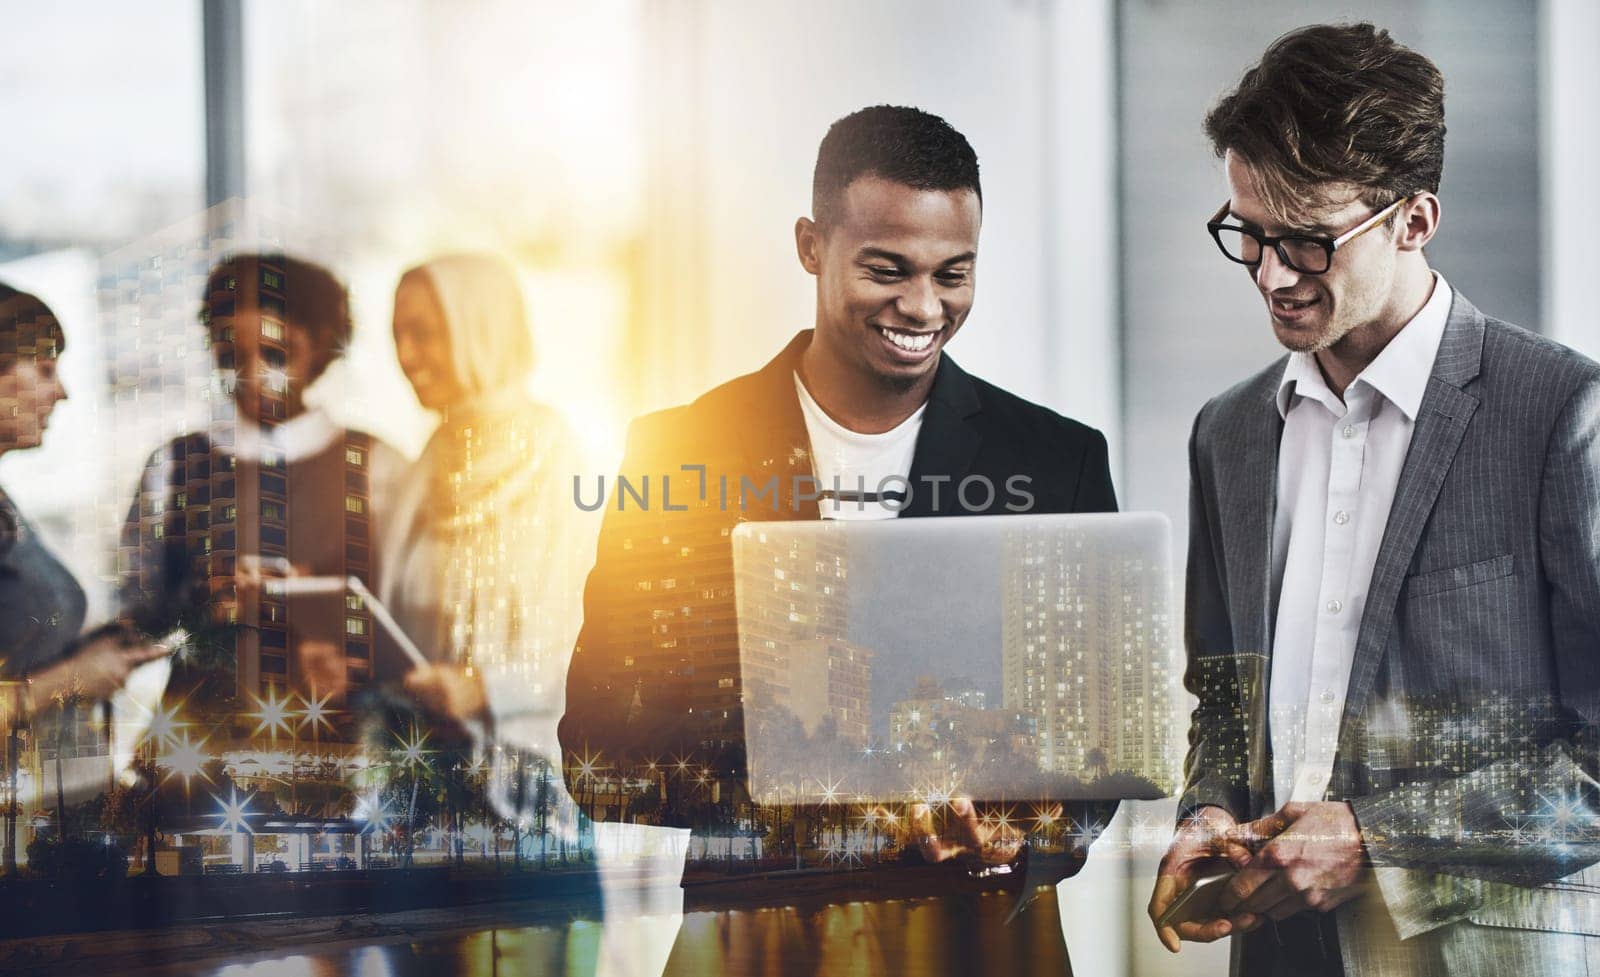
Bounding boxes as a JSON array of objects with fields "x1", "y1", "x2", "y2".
[
  {"x1": 1395, "y1": 193, "x2": 1441, "y2": 254},
  {"x1": 795, "y1": 216, "x2": 823, "y2": 275}
]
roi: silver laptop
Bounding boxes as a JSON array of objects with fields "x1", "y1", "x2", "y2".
[{"x1": 732, "y1": 512, "x2": 1181, "y2": 806}]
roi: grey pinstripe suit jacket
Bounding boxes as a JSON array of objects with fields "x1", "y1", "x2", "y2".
[{"x1": 1181, "y1": 292, "x2": 1600, "y2": 976}]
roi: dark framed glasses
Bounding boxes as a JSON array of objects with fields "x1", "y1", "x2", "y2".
[{"x1": 1206, "y1": 196, "x2": 1410, "y2": 275}]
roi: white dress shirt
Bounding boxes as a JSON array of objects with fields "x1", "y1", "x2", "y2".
[{"x1": 1268, "y1": 274, "x2": 1453, "y2": 809}]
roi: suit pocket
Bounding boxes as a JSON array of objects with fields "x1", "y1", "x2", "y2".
[
  {"x1": 1405, "y1": 553, "x2": 1515, "y2": 599},
  {"x1": 1467, "y1": 869, "x2": 1600, "y2": 937}
]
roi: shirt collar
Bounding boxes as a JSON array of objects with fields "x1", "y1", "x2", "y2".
[
  {"x1": 1275, "y1": 272, "x2": 1453, "y2": 421},
  {"x1": 218, "y1": 407, "x2": 342, "y2": 463}
]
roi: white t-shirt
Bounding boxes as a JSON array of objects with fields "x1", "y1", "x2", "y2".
[{"x1": 794, "y1": 372, "x2": 925, "y2": 520}]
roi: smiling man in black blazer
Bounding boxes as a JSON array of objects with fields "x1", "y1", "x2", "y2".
[{"x1": 559, "y1": 105, "x2": 1117, "y2": 975}]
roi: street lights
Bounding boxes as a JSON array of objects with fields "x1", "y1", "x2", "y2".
[
  {"x1": 246, "y1": 687, "x2": 296, "y2": 748},
  {"x1": 247, "y1": 688, "x2": 302, "y2": 814},
  {"x1": 394, "y1": 723, "x2": 430, "y2": 866},
  {"x1": 141, "y1": 699, "x2": 190, "y2": 875},
  {"x1": 300, "y1": 692, "x2": 335, "y2": 767},
  {"x1": 214, "y1": 786, "x2": 254, "y2": 870},
  {"x1": 353, "y1": 787, "x2": 391, "y2": 867},
  {"x1": 157, "y1": 731, "x2": 211, "y2": 819},
  {"x1": 572, "y1": 748, "x2": 606, "y2": 861}
]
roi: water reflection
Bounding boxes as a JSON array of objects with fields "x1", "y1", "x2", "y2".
[
  {"x1": 664, "y1": 890, "x2": 1070, "y2": 977},
  {"x1": 140, "y1": 923, "x2": 602, "y2": 977},
  {"x1": 153, "y1": 893, "x2": 1069, "y2": 977}
]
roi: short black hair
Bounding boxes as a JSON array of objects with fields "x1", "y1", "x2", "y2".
[
  {"x1": 812, "y1": 105, "x2": 981, "y2": 228},
  {"x1": 0, "y1": 283, "x2": 65, "y2": 373},
  {"x1": 200, "y1": 253, "x2": 351, "y2": 378}
]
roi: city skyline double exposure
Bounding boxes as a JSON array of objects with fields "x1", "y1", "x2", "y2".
[
  {"x1": 735, "y1": 516, "x2": 1179, "y2": 808},
  {"x1": 2, "y1": 3, "x2": 1588, "y2": 976}
]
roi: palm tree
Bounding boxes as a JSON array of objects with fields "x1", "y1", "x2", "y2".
[
  {"x1": 54, "y1": 699, "x2": 74, "y2": 841},
  {"x1": 1086, "y1": 747, "x2": 1110, "y2": 782}
]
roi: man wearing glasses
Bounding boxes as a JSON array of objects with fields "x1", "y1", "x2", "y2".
[{"x1": 1148, "y1": 22, "x2": 1600, "y2": 977}]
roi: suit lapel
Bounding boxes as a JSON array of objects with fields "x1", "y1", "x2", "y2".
[
  {"x1": 1338, "y1": 296, "x2": 1486, "y2": 735},
  {"x1": 1216, "y1": 370, "x2": 1284, "y2": 814},
  {"x1": 734, "y1": 331, "x2": 821, "y2": 523},
  {"x1": 902, "y1": 354, "x2": 983, "y2": 518},
  {"x1": 1223, "y1": 369, "x2": 1285, "y2": 670}
]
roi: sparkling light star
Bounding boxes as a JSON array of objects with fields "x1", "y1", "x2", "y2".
[
  {"x1": 246, "y1": 687, "x2": 299, "y2": 744},
  {"x1": 158, "y1": 732, "x2": 211, "y2": 788},
  {"x1": 213, "y1": 787, "x2": 254, "y2": 833},
  {"x1": 353, "y1": 790, "x2": 392, "y2": 833},
  {"x1": 299, "y1": 692, "x2": 337, "y2": 735},
  {"x1": 395, "y1": 724, "x2": 431, "y2": 768},
  {"x1": 1073, "y1": 818, "x2": 1106, "y2": 852},
  {"x1": 573, "y1": 748, "x2": 606, "y2": 785},
  {"x1": 143, "y1": 700, "x2": 189, "y2": 749}
]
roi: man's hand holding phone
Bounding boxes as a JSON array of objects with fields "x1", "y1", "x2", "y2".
[{"x1": 1148, "y1": 805, "x2": 1255, "y2": 952}]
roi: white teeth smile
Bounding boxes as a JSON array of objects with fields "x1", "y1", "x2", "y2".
[{"x1": 879, "y1": 327, "x2": 936, "y2": 352}]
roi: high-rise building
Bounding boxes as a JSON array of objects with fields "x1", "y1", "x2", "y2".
[
  {"x1": 775, "y1": 637, "x2": 872, "y2": 746},
  {"x1": 735, "y1": 526, "x2": 870, "y2": 745},
  {"x1": 1185, "y1": 651, "x2": 1268, "y2": 797},
  {"x1": 1000, "y1": 527, "x2": 1176, "y2": 784},
  {"x1": 889, "y1": 676, "x2": 969, "y2": 755},
  {"x1": 582, "y1": 466, "x2": 748, "y2": 759}
]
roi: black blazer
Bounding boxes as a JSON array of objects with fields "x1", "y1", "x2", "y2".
[{"x1": 560, "y1": 329, "x2": 1116, "y2": 799}]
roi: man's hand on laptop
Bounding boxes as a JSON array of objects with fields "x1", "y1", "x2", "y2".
[{"x1": 908, "y1": 799, "x2": 1030, "y2": 876}]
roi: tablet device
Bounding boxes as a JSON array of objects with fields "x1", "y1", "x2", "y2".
[{"x1": 264, "y1": 574, "x2": 429, "y2": 670}]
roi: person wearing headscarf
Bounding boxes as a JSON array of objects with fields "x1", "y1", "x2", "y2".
[{"x1": 383, "y1": 253, "x2": 597, "y2": 815}]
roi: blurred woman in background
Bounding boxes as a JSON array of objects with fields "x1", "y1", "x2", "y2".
[
  {"x1": 383, "y1": 253, "x2": 595, "y2": 819},
  {"x1": 119, "y1": 254, "x2": 404, "y2": 772},
  {"x1": 0, "y1": 284, "x2": 165, "y2": 819}
]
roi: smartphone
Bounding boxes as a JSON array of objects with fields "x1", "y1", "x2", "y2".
[{"x1": 1156, "y1": 870, "x2": 1235, "y2": 928}]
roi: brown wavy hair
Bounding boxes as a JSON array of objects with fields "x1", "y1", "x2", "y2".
[{"x1": 1204, "y1": 22, "x2": 1445, "y2": 223}]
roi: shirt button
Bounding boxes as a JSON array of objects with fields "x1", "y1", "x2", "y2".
[
  {"x1": 1326, "y1": 599, "x2": 1344, "y2": 614},
  {"x1": 1333, "y1": 510, "x2": 1350, "y2": 526},
  {"x1": 1310, "y1": 772, "x2": 1325, "y2": 786},
  {"x1": 1342, "y1": 425, "x2": 1356, "y2": 439},
  {"x1": 1320, "y1": 689, "x2": 1337, "y2": 704}
]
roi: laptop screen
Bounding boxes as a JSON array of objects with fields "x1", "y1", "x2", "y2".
[{"x1": 732, "y1": 512, "x2": 1181, "y2": 806}]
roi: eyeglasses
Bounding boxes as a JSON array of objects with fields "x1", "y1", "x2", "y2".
[{"x1": 1206, "y1": 196, "x2": 1410, "y2": 275}]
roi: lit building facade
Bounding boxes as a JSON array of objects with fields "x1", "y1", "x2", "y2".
[{"x1": 1000, "y1": 527, "x2": 1176, "y2": 784}]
